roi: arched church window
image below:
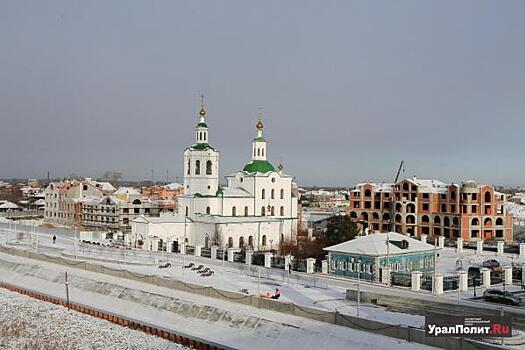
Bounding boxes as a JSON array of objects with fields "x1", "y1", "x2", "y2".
[
  {"x1": 262, "y1": 235, "x2": 267, "y2": 246},
  {"x1": 280, "y1": 206, "x2": 284, "y2": 216},
  {"x1": 261, "y1": 206, "x2": 266, "y2": 216},
  {"x1": 206, "y1": 160, "x2": 212, "y2": 175},
  {"x1": 257, "y1": 149, "x2": 260, "y2": 156},
  {"x1": 262, "y1": 148, "x2": 264, "y2": 157},
  {"x1": 195, "y1": 160, "x2": 200, "y2": 175},
  {"x1": 206, "y1": 207, "x2": 210, "y2": 215},
  {"x1": 271, "y1": 206, "x2": 275, "y2": 216},
  {"x1": 187, "y1": 160, "x2": 190, "y2": 175},
  {"x1": 232, "y1": 207, "x2": 237, "y2": 216},
  {"x1": 203, "y1": 132, "x2": 206, "y2": 141},
  {"x1": 185, "y1": 206, "x2": 189, "y2": 216},
  {"x1": 244, "y1": 206, "x2": 249, "y2": 216},
  {"x1": 228, "y1": 237, "x2": 233, "y2": 248},
  {"x1": 271, "y1": 189, "x2": 275, "y2": 199},
  {"x1": 262, "y1": 189, "x2": 265, "y2": 199},
  {"x1": 280, "y1": 189, "x2": 284, "y2": 199}
]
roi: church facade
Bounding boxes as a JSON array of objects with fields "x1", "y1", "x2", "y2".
[{"x1": 131, "y1": 103, "x2": 298, "y2": 252}]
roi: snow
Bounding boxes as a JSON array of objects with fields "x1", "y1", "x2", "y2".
[
  {"x1": 0, "y1": 251, "x2": 438, "y2": 350},
  {"x1": 0, "y1": 287, "x2": 189, "y2": 350}
]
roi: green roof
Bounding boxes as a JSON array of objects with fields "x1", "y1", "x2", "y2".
[
  {"x1": 191, "y1": 143, "x2": 215, "y2": 151},
  {"x1": 242, "y1": 160, "x2": 275, "y2": 174},
  {"x1": 197, "y1": 123, "x2": 208, "y2": 128},
  {"x1": 253, "y1": 136, "x2": 266, "y2": 142}
]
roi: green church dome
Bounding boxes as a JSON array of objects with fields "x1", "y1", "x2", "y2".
[{"x1": 242, "y1": 160, "x2": 276, "y2": 173}]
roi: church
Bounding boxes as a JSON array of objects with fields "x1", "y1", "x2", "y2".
[{"x1": 131, "y1": 102, "x2": 298, "y2": 252}]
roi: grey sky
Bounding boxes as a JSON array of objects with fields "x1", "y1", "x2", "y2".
[{"x1": 1, "y1": 1, "x2": 524, "y2": 186}]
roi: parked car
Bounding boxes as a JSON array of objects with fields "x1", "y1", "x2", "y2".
[
  {"x1": 482, "y1": 289, "x2": 520, "y2": 306},
  {"x1": 483, "y1": 259, "x2": 502, "y2": 272}
]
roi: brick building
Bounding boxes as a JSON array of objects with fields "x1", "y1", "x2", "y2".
[{"x1": 348, "y1": 177, "x2": 513, "y2": 242}]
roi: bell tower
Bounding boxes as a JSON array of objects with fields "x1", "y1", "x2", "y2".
[{"x1": 183, "y1": 96, "x2": 220, "y2": 197}]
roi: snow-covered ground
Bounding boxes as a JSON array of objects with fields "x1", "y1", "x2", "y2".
[
  {"x1": 0, "y1": 287, "x2": 188, "y2": 350},
  {"x1": 0, "y1": 252, "x2": 438, "y2": 350}
]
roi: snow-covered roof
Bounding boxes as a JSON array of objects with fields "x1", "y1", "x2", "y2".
[
  {"x1": 33, "y1": 199, "x2": 46, "y2": 206},
  {"x1": 324, "y1": 232, "x2": 437, "y2": 256},
  {"x1": 354, "y1": 183, "x2": 394, "y2": 193},
  {"x1": 114, "y1": 187, "x2": 140, "y2": 195},
  {"x1": 0, "y1": 201, "x2": 19, "y2": 209},
  {"x1": 405, "y1": 178, "x2": 449, "y2": 194},
  {"x1": 220, "y1": 187, "x2": 253, "y2": 198},
  {"x1": 96, "y1": 182, "x2": 116, "y2": 192},
  {"x1": 164, "y1": 183, "x2": 183, "y2": 191}
]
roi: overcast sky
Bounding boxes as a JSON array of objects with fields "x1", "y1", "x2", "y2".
[{"x1": 1, "y1": 1, "x2": 524, "y2": 186}]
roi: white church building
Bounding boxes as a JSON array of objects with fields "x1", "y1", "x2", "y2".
[{"x1": 131, "y1": 103, "x2": 298, "y2": 252}]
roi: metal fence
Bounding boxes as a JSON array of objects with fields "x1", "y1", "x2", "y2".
[
  {"x1": 201, "y1": 247, "x2": 211, "y2": 258},
  {"x1": 390, "y1": 272, "x2": 412, "y2": 287}
]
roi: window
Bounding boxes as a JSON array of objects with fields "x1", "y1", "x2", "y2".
[
  {"x1": 261, "y1": 206, "x2": 266, "y2": 216},
  {"x1": 244, "y1": 206, "x2": 249, "y2": 216},
  {"x1": 271, "y1": 189, "x2": 275, "y2": 199},
  {"x1": 364, "y1": 189, "x2": 372, "y2": 197},
  {"x1": 185, "y1": 206, "x2": 189, "y2": 216},
  {"x1": 232, "y1": 206, "x2": 237, "y2": 216},
  {"x1": 262, "y1": 235, "x2": 267, "y2": 246},
  {"x1": 280, "y1": 206, "x2": 284, "y2": 216},
  {"x1": 195, "y1": 160, "x2": 201, "y2": 175},
  {"x1": 485, "y1": 191, "x2": 491, "y2": 203},
  {"x1": 280, "y1": 189, "x2": 284, "y2": 199},
  {"x1": 422, "y1": 203, "x2": 429, "y2": 211},
  {"x1": 228, "y1": 237, "x2": 233, "y2": 248},
  {"x1": 271, "y1": 178, "x2": 276, "y2": 183},
  {"x1": 239, "y1": 237, "x2": 245, "y2": 248},
  {"x1": 206, "y1": 160, "x2": 212, "y2": 175},
  {"x1": 262, "y1": 189, "x2": 265, "y2": 199},
  {"x1": 271, "y1": 206, "x2": 275, "y2": 216},
  {"x1": 134, "y1": 208, "x2": 139, "y2": 214},
  {"x1": 206, "y1": 206, "x2": 211, "y2": 215},
  {"x1": 248, "y1": 236, "x2": 254, "y2": 247},
  {"x1": 187, "y1": 160, "x2": 190, "y2": 175}
]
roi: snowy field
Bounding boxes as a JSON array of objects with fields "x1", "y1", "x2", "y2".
[{"x1": 0, "y1": 288, "x2": 188, "y2": 350}]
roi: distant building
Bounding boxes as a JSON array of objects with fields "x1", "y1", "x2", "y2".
[
  {"x1": 348, "y1": 177, "x2": 513, "y2": 242},
  {"x1": 44, "y1": 180, "x2": 104, "y2": 224},
  {"x1": 78, "y1": 193, "x2": 161, "y2": 233},
  {"x1": 0, "y1": 201, "x2": 21, "y2": 213},
  {"x1": 301, "y1": 189, "x2": 348, "y2": 208},
  {"x1": 324, "y1": 232, "x2": 438, "y2": 282}
]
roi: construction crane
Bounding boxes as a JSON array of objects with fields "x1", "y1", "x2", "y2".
[{"x1": 390, "y1": 160, "x2": 405, "y2": 232}]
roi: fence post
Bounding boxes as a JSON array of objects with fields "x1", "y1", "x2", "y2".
[
  {"x1": 456, "y1": 238, "x2": 463, "y2": 253},
  {"x1": 459, "y1": 270, "x2": 468, "y2": 292},
  {"x1": 497, "y1": 241, "x2": 504, "y2": 256},
  {"x1": 264, "y1": 252, "x2": 273, "y2": 268},
  {"x1": 476, "y1": 240, "x2": 483, "y2": 255},
  {"x1": 306, "y1": 258, "x2": 315, "y2": 274},
  {"x1": 210, "y1": 246, "x2": 218, "y2": 259},
  {"x1": 433, "y1": 274, "x2": 444, "y2": 295},
  {"x1": 480, "y1": 267, "x2": 491, "y2": 288},
  {"x1": 438, "y1": 236, "x2": 445, "y2": 249},
  {"x1": 503, "y1": 266, "x2": 512, "y2": 285},
  {"x1": 194, "y1": 245, "x2": 202, "y2": 257},
  {"x1": 245, "y1": 250, "x2": 253, "y2": 265},
  {"x1": 321, "y1": 260, "x2": 328, "y2": 275},
  {"x1": 227, "y1": 248, "x2": 235, "y2": 262},
  {"x1": 284, "y1": 254, "x2": 293, "y2": 272},
  {"x1": 411, "y1": 271, "x2": 422, "y2": 292}
]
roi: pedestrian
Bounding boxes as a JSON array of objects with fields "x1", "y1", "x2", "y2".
[
  {"x1": 271, "y1": 288, "x2": 281, "y2": 299},
  {"x1": 52, "y1": 235, "x2": 56, "y2": 244}
]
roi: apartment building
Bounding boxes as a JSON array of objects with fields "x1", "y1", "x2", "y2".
[
  {"x1": 44, "y1": 181, "x2": 104, "y2": 223},
  {"x1": 79, "y1": 194, "x2": 161, "y2": 232},
  {"x1": 348, "y1": 177, "x2": 513, "y2": 242}
]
